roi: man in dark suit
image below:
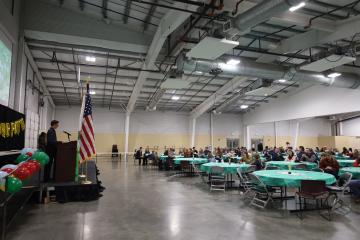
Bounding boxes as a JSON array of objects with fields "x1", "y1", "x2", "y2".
[
  {"x1": 45, "y1": 120, "x2": 59, "y2": 182},
  {"x1": 135, "y1": 147, "x2": 143, "y2": 165}
]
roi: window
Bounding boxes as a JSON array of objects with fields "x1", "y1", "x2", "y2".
[
  {"x1": 226, "y1": 138, "x2": 239, "y2": 149},
  {"x1": 0, "y1": 29, "x2": 12, "y2": 106}
]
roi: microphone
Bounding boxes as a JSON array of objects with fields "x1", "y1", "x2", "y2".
[{"x1": 63, "y1": 131, "x2": 71, "y2": 136}]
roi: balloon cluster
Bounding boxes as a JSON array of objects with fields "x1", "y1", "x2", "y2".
[{"x1": 0, "y1": 148, "x2": 49, "y2": 193}]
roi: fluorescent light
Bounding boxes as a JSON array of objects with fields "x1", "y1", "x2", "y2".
[
  {"x1": 278, "y1": 79, "x2": 287, "y2": 83},
  {"x1": 85, "y1": 56, "x2": 96, "y2": 62},
  {"x1": 327, "y1": 72, "x2": 342, "y2": 78},
  {"x1": 289, "y1": 2, "x2": 306, "y2": 12},
  {"x1": 89, "y1": 91, "x2": 96, "y2": 95},
  {"x1": 195, "y1": 71, "x2": 203, "y2": 74},
  {"x1": 240, "y1": 105, "x2": 248, "y2": 109},
  {"x1": 226, "y1": 59, "x2": 240, "y2": 65},
  {"x1": 171, "y1": 95, "x2": 180, "y2": 101}
]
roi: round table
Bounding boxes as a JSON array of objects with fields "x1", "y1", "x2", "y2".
[
  {"x1": 265, "y1": 161, "x2": 317, "y2": 170},
  {"x1": 200, "y1": 162, "x2": 249, "y2": 174},
  {"x1": 253, "y1": 170, "x2": 336, "y2": 188},
  {"x1": 173, "y1": 158, "x2": 208, "y2": 165},
  {"x1": 339, "y1": 167, "x2": 360, "y2": 179},
  {"x1": 337, "y1": 160, "x2": 355, "y2": 167},
  {"x1": 160, "y1": 155, "x2": 183, "y2": 161}
]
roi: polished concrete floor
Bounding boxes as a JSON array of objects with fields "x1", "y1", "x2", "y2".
[{"x1": 6, "y1": 160, "x2": 360, "y2": 240}]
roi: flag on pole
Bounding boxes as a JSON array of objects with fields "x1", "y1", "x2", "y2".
[{"x1": 79, "y1": 83, "x2": 96, "y2": 163}]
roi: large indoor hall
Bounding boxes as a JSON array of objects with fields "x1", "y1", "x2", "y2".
[{"x1": 1, "y1": 0, "x2": 360, "y2": 239}]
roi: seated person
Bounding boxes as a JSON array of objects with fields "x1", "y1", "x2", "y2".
[
  {"x1": 135, "y1": 147, "x2": 143, "y2": 165},
  {"x1": 192, "y1": 147, "x2": 198, "y2": 157},
  {"x1": 208, "y1": 152, "x2": 216, "y2": 162},
  {"x1": 353, "y1": 149, "x2": 359, "y2": 160},
  {"x1": 296, "y1": 146, "x2": 305, "y2": 161},
  {"x1": 285, "y1": 150, "x2": 296, "y2": 161},
  {"x1": 251, "y1": 153, "x2": 262, "y2": 170},
  {"x1": 349, "y1": 180, "x2": 360, "y2": 203},
  {"x1": 354, "y1": 157, "x2": 360, "y2": 167},
  {"x1": 241, "y1": 151, "x2": 251, "y2": 164},
  {"x1": 270, "y1": 148, "x2": 284, "y2": 161},
  {"x1": 300, "y1": 149, "x2": 318, "y2": 163},
  {"x1": 203, "y1": 146, "x2": 211, "y2": 156},
  {"x1": 319, "y1": 155, "x2": 340, "y2": 178}
]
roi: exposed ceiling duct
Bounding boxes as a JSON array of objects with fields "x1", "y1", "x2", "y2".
[
  {"x1": 228, "y1": 0, "x2": 306, "y2": 36},
  {"x1": 179, "y1": 56, "x2": 360, "y2": 89}
]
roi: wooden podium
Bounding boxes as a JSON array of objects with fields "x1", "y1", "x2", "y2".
[{"x1": 55, "y1": 141, "x2": 77, "y2": 182}]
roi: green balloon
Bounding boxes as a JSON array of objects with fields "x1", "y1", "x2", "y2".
[
  {"x1": 6, "y1": 176, "x2": 23, "y2": 193},
  {"x1": 15, "y1": 154, "x2": 28, "y2": 164},
  {"x1": 33, "y1": 151, "x2": 50, "y2": 166}
]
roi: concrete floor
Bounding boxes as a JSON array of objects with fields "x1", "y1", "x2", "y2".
[{"x1": 6, "y1": 160, "x2": 360, "y2": 240}]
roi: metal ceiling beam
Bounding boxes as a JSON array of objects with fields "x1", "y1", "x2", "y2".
[
  {"x1": 257, "y1": 15, "x2": 360, "y2": 63},
  {"x1": 34, "y1": 57, "x2": 160, "y2": 73},
  {"x1": 126, "y1": 2, "x2": 198, "y2": 113},
  {"x1": 28, "y1": 45, "x2": 175, "y2": 65},
  {"x1": 102, "y1": 0, "x2": 108, "y2": 19},
  {"x1": 190, "y1": 77, "x2": 248, "y2": 119},
  {"x1": 144, "y1": 0, "x2": 158, "y2": 31},
  {"x1": 123, "y1": 0, "x2": 132, "y2": 24}
]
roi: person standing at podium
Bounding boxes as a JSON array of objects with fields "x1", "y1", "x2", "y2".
[{"x1": 45, "y1": 120, "x2": 59, "y2": 182}]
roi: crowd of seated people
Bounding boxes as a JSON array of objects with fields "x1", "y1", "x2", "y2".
[{"x1": 135, "y1": 144, "x2": 360, "y2": 202}]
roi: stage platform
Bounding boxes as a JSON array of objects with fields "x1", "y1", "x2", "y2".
[{"x1": 41, "y1": 161, "x2": 103, "y2": 203}]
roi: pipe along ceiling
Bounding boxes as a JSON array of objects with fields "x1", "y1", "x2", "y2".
[{"x1": 179, "y1": 56, "x2": 360, "y2": 89}]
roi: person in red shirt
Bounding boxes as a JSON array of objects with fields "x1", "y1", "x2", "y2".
[{"x1": 354, "y1": 159, "x2": 360, "y2": 167}]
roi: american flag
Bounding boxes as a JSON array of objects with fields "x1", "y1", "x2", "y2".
[{"x1": 79, "y1": 85, "x2": 96, "y2": 162}]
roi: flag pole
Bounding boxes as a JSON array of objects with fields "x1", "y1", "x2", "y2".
[
  {"x1": 76, "y1": 85, "x2": 87, "y2": 181},
  {"x1": 82, "y1": 81, "x2": 92, "y2": 185}
]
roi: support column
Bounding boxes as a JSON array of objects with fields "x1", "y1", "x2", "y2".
[
  {"x1": 244, "y1": 125, "x2": 250, "y2": 149},
  {"x1": 191, "y1": 118, "x2": 196, "y2": 148},
  {"x1": 124, "y1": 113, "x2": 130, "y2": 161},
  {"x1": 294, "y1": 121, "x2": 300, "y2": 149},
  {"x1": 210, "y1": 113, "x2": 214, "y2": 152},
  {"x1": 274, "y1": 122, "x2": 277, "y2": 147}
]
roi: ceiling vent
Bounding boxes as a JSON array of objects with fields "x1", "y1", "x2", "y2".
[
  {"x1": 186, "y1": 37, "x2": 239, "y2": 60},
  {"x1": 299, "y1": 55, "x2": 356, "y2": 72}
]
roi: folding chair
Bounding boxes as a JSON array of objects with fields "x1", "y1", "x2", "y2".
[
  {"x1": 247, "y1": 173, "x2": 274, "y2": 209},
  {"x1": 326, "y1": 172, "x2": 352, "y2": 215},
  {"x1": 209, "y1": 166, "x2": 226, "y2": 192}
]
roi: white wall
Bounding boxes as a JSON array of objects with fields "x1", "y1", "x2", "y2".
[
  {"x1": 249, "y1": 118, "x2": 332, "y2": 140},
  {"x1": 341, "y1": 117, "x2": 360, "y2": 136},
  {"x1": 243, "y1": 85, "x2": 360, "y2": 125},
  {"x1": 55, "y1": 107, "x2": 242, "y2": 136}
]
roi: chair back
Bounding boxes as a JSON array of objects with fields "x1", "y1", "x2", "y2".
[
  {"x1": 338, "y1": 172, "x2": 352, "y2": 189},
  {"x1": 248, "y1": 173, "x2": 269, "y2": 193},
  {"x1": 180, "y1": 161, "x2": 190, "y2": 169},
  {"x1": 245, "y1": 165, "x2": 257, "y2": 173},
  {"x1": 265, "y1": 165, "x2": 279, "y2": 170},
  {"x1": 237, "y1": 168, "x2": 244, "y2": 180},
  {"x1": 168, "y1": 159, "x2": 175, "y2": 168},
  {"x1": 211, "y1": 166, "x2": 224, "y2": 175},
  {"x1": 300, "y1": 180, "x2": 327, "y2": 195},
  {"x1": 293, "y1": 164, "x2": 307, "y2": 170}
]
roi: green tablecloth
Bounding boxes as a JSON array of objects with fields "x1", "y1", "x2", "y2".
[
  {"x1": 160, "y1": 155, "x2": 183, "y2": 161},
  {"x1": 253, "y1": 170, "x2": 336, "y2": 188},
  {"x1": 173, "y1": 158, "x2": 208, "y2": 165},
  {"x1": 339, "y1": 167, "x2": 360, "y2": 179},
  {"x1": 200, "y1": 162, "x2": 249, "y2": 174},
  {"x1": 266, "y1": 161, "x2": 317, "y2": 170},
  {"x1": 337, "y1": 160, "x2": 355, "y2": 167}
]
